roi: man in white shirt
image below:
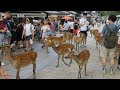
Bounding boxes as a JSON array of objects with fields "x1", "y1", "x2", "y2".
[
  {"x1": 79, "y1": 13, "x2": 89, "y2": 47},
  {"x1": 63, "y1": 21, "x2": 69, "y2": 32}
]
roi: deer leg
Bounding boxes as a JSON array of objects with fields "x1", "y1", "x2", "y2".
[
  {"x1": 78, "y1": 65, "x2": 82, "y2": 79},
  {"x1": 62, "y1": 55, "x2": 68, "y2": 66},
  {"x1": 78, "y1": 43, "x2": 79, "y2": 51},
  {"x1": 33, "y1": 63, "x2": 36, "y2": 79},
  {"x1": 96, "y1": 41, "x2": 98, "y2": 49},
  {"x1": 16, "y1": 69, "x2": 20, "y2": 79},
  {"x1": 68, "y1": 59, "x2": 72, "y2": 67},
  {"x1": 46, "y1": 45, "x2": 49, "y2": 54},
  {"x1": 56, "y1": 55, "x2": 60, "y2": 67},
  {"x1": 84, "y1": 64, "x2": 87, "y2": 76},
  {"x1": 76, "y1": 44, "x2": 77, "y2": 51}
]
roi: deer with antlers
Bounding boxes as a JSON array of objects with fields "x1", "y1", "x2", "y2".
[
  {"x1": 1, "y1": 44, "x2": 37, "y2": 79},
  {"x1": 65, "y1": 48, "x2": 90, "y2": 79}
]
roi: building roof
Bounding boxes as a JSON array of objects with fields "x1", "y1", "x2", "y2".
[{"x1": 69, "y1": 11, "x2": 78, "y2": 14}]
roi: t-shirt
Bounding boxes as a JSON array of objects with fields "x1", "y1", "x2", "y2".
[
  {"x1": 41, "y1": 25, "x2": 50, "y2": 33},
  {"x1": 79, "y1": 17, "x2": 89, "y2": 31},
  {"x1": 63, "y1": 22, "x2": 69, "y2": 30},
  {"x1": 0, "y1": 21, "x2": 6, "y2": 30},
  {"x1": 24, "y1": 23, "x2": 34, "y2": 36},
  {"x1": 68, "y1": 21, "x2": 74, "y2": 29},
  {"x1": 102, "y1": 22, "x2": 118, "y2": 36}
]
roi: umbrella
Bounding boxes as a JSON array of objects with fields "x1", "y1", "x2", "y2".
[{"x1": 61, "y1": 16, "x2": 72, "y2": 20}]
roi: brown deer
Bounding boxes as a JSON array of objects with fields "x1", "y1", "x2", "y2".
[
  {"x1": 94, "y1": 32, "x2": 103, "y2": 49},
  {"x1": 65, "y1": 49, "x2": 90, "y2": 79},
  {"x1": 45, "y1": 36, "x2": 66, "y2": 54},
  {"x1": 1, "y1": 44, "x2": 37, "y2": 79},
  {"x1": 74, "y1": 33, "x2": 85, "y2": 51},
  {"x1": 48, "y1": 40, "x2": 74, "y2": 67},
  {"x1": 63, "y1": 32, "x2": 73, "y2": 44}
]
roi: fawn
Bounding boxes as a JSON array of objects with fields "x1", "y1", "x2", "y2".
[{"x1": 65, "y1": 48, "x2": 90, "y2": 79}]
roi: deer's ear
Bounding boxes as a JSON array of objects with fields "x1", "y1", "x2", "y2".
[
  {"x1": 68, "y1": 48, "x2": 71, "y2": 52},
  {"x1": 49, "y1": 40, "x2": 51, "y2": 43}
]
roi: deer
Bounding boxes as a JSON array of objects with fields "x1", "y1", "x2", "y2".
[
  {"x1": 1, "y1": 44, "x2": 37, "y2": 79},
  {"x1": 73, "y1": 33, "x2": 85, "y2": 51},
  {"x1": 63, "y1": 32, "x2": 73, "y2": 44},
  {"x1": 65, "y1": 48, "x2": 90, "y2": 79},
  {"x1": 94, "y1": 32, "x2": 103, "y2": 49},
  {"x1": 48, "y1": 40, "x2": 74, "y2": 67},
  {"x1": 45, "y1": 36, "x2": 66, "y2": 54}
]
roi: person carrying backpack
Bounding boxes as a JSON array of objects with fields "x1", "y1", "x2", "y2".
[{"x1": 100, "y1": 15, "x2": 118, "y2": 75}]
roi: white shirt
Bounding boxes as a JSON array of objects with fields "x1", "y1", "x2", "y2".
[
  {"x1": 68, "y1": 21, "x2": 74, "y2": 29},
  {"x1": 24, "y1": 23, "x2": 34, "y2": 36},
  {"x1": 41, "y1": 25, "x2": 50, "y2": 33},
  {"x1": 63, "y1": 22, "x2": 69, "y2": 30},
  {"x1": 79, "y1": 17, "x2": 89, "y2": 31}
]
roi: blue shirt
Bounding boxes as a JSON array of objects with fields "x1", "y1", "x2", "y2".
[
  {"x1": 102, "y1": 22, "x2": 118, "y2": 36},
  {"x1": 3, "y1": 19, "x2": 12, "y2": 31}
]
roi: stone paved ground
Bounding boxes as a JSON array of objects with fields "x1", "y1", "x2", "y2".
[{"x1": 1, "y1": 31, "x2": 120, "y2": 79}]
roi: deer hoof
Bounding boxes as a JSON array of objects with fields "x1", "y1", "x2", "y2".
[
  {"x1": 56, "y1": 65, "x2": 59, "y2": 67},
  {"x1": 46, "y1": 52, "x2": 49, "y2": 54}
]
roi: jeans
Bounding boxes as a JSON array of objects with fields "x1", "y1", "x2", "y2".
[{"x1": 0, "y1": 33, "x2": 4, "y2": 47}]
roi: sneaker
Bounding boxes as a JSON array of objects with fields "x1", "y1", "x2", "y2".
[
  {"x1": 117, "y1": 66, "x2": 120, "y2": 70},
  {"x1": 102, "y1": 68, "x2": 106, "y2": 74},
  {"x1": 110, "y1": 68, "x2": 113, "y2": 75},
  {"x1": 2, "y1": 62, "x2": 5, "y2": 66}
]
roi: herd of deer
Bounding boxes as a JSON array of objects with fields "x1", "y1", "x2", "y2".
[{"x1": 1, "y1": 30, "x2": 120, "y2": 79}]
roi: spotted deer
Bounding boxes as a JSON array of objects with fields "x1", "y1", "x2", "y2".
[
  {"x1": 1, "y1": 44, "x2": 37, "y2": 79},
  {"x1": 65, "y1": 49, "x2": 90, "y2": 79},
  {"x1": 74, "y1": 33, "x2": 85, "y2": 51},
  {"x1": 48, "y1": 40, "x2": 74, "y2": 67},
  {"x1": 45, "y1": 36, "x2": 66, "y2": 54}
]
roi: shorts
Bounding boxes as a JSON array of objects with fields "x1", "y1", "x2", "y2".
[
  {"x1": 73, "y1": 29, "x2": 78, "y2": 35},
  {"x1": 26, "y1": 35, "x2": 32, "y2": 41},
  {"x1": 42, "y1": 32, "x2": 47, "y2": 38},
  {"x1": 69, "y1": 29, "x2": 73, "y2": 33},
  {"x1": 100, "y1": 45, "x2": 116, "y2": 59},
  {"x1": 80, "y1": 31, "x2": 87, "y2": 37}
]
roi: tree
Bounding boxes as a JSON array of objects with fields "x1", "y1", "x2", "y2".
[{"x1": 98, "y1": 11, "x2": 120, "y2": 16}]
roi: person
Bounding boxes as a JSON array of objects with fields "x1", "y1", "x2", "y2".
[
  {"x1": 16, "y1": 18, "x2": 24, "y2": 50},
  {"x1": 41, "y1": 20, "x2": 50, "y2": 48},
  {"x1": 0, "y1": 13, "x2": 8, "y2": 66},
  {"x1": 63, "y1": 20, "x2": 69, "y2": 32},
  {"x1": 68, "y1": 19, "x2": 74, "y2": 34},
  {"x1": 53, "y1": 19, "x2": 58, "y2": 31},
  {"x1": 100, "y1": 15, "x2": 118, "y2": 75},
  {"x1": 34, "y1": 23, "x2": 41, "y2": 40},
  {"x1": 0, "y1": 62, "x2": 8, "y2": 79},
  {"x1": 3, "y1": 11, "x2": 13, "y2": 45},
  {"x1": 73, "y1": 19, "x2": 79, "y2": 36},
  {"x1": 79, "y1": 13, "x2": 89, "y2": 47},
  {"x1": 22, "y1": 18, "x2": 35, "y2": 51}
]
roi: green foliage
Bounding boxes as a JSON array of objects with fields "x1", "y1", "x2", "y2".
[{"x1": 98, "y1": 11, "x2": 120, "y2": 16}]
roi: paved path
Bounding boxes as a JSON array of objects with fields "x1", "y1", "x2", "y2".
[{"x1": 2, "y1": 31, "x2": 120, "y2": 79}]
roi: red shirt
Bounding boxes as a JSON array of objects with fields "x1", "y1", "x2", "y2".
[{"x1": 0, "y1": 21, "x2": 6, "y2": 30}]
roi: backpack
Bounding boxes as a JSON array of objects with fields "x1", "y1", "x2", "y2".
[{"x1": 103, "y1": 24, "x2": 118, "y2": 49}]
